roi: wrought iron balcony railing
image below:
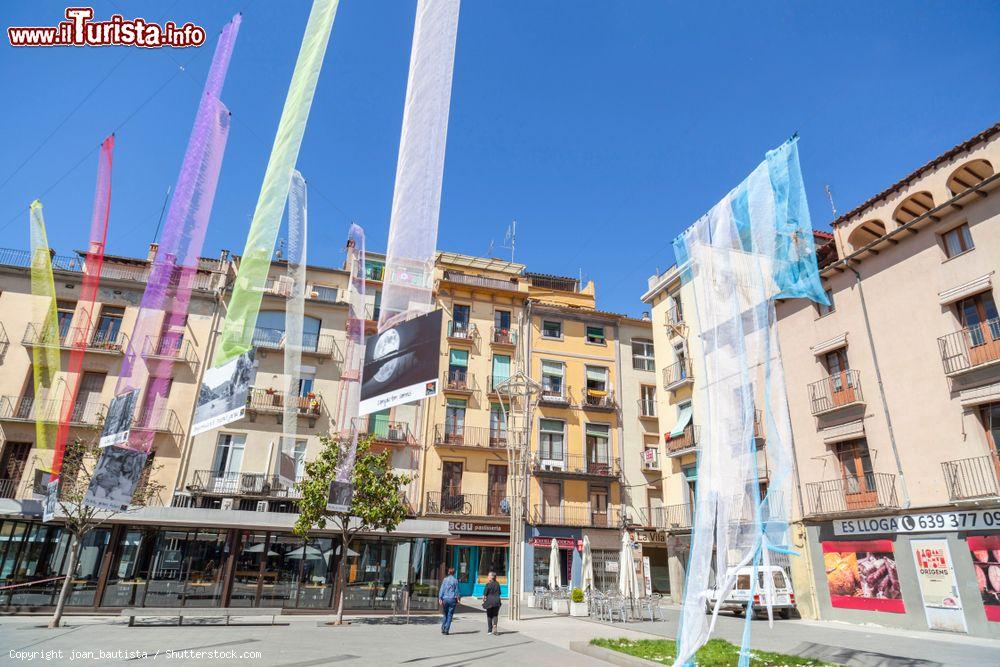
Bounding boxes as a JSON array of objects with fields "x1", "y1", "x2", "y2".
[
  {"x1": 0, "y1": 396, "x2": 105, "y2": 426},
  {"x1": 808, "y1": 369, "x2": 864, "y2": 415},
  {"x1": 538, "y1": 383, "x2": 572, "y2": 405},
  {"x1": 643, "y1": 504, "x2": 693, "y2": 529},
  {"x1": 530, "y1": 502, "x2": 622, "y2": 528},
  {"x1": 582, "y1": 390, "x2": 616, "y2": 410},
  {"x1": 188, "y1": 470, "x2": 300, "y2": 498},
  {"x1": 663, "y1": 359, "x2": 693, "y2": 389},
  {"x1": 425, "y1": 491, "x2": 510, "y2": 518},
  {"x1": 250, "y1": 327, "x2": 340, "y2": 359},
  {"x1": 491, "y1": 326, "x2": 516, "y2": 347},
  {"x1": 532, "y1": 453, "x2": 620, "y2": 478},
  {"x1": 942, "y1": 453, "x2": 1000, "y2": 501},
  {"x1": 246, "y1": 387, "x2": 324, "y2": 418},
  {"x1": 805, "y1": 472, "x2": 898, "y2": 516},
  {"x1": 23, "y1": 323, "x2": 128, "y2": 354},
  {"x1": 434, "y1": 424, "x2": 507, "y2": 449},
  {"x1": 141, "y1": 335, "x2": 200, "y2": 369},
  {"x1": 442, "y1": 270, "x2": 520, "y2": 292},
  {"x1": 444, "y1": 368, "x2": 478, "y2": 394},
  {"x1": 665, "y1": 424, "x2": 699, "y2": 455},
  {"x1": 353, "y1": 416, "x2": 414, "y2": 444},
  {"x1": 447, "y1": 320, "x2": 475, "y2": 341},
  {"x1": 131, "y1": 407, "x2": 183, "y2": 437},
  {"x1": 938, "y1": 318, "x2": 1000, "y2": 375}
]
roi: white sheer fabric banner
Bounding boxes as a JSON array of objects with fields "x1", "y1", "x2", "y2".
[
  {"x1": 672, "y1": 138, "x2": 827, "y2": 667},
  {"x1": 336, "y1": 224, "x2": 366, "y2": 482},
  {"x1": 281, "y1": 171, "x2": 308, "y2": 468},
  {"x1": 378, "y1": 0, "x2": 460, "y2": 331}
]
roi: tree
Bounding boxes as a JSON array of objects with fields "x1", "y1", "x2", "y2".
[
  {"x1": 39, "y1": 436, "x2": 164, "y2": 629},
  {"x1": 294, "y1": 434, "x2": 411, "y2": 625}
]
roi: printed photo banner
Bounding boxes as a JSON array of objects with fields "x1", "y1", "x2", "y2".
[
  {"x1": 52, "y1": 134, "x2": 114, "y2": 479},
  {"x1": 822, "y1": 539, "x2": 905, "y2": 613},
  {"x1": 28, "y1": 200, "x2": 60, "y2": 451},
  {"x1": 214, "y1": 0, "x2": 339, "y2": 368},
  {"x1": 378, "y1": 0, "x2": 460, "y2": 331},
  {"x1": 968, "y1": 535, "x2": 1000, "y2": 622},
  {"x1": 113, "y1": 15, "x2": 240, "y2": 452}
]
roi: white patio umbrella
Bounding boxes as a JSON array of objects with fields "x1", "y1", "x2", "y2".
[
  {"x1": 581, "y1": 535, "x2": 595, "y2": 594},
  {"x1": 286, "y1": 545, "x2": 324, "y2": 559},
  {"x1": 618, "y1": 531, "x2": 640, "y2": 600},
  {"x1": 243, "y1": 543, "x2": 278, "y2": 556},
  {"x1": 548, "y1": 538, "x2": 560, "y2": 590}
]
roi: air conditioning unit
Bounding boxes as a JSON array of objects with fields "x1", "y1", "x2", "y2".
[
  {"x1": 220, "y1": 498, "x2": 234, "y2": 511},
  {"x1": 256, "y1": 501, "x2": 269, "y2": 512}
]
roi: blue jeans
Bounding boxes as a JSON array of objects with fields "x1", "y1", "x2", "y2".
[{"x1": 441, "y1": 598, "x2": 457, "y2": 633}]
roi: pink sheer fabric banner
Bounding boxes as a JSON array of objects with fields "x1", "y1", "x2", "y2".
[
  {"x1": 51, "y1": 134, "x2": 114, "y2": 479},
  {"x1": 113, "y1": 15, "x2": 241, "y2": 452}
]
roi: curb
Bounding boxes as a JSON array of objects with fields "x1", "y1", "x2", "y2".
[{"x1": 569, "y1": 641, "x2": 661, "y2": 667}]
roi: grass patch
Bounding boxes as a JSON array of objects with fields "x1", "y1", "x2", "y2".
[{"x1": 590, "y1": 638, "x2": 839, "y2": 666}]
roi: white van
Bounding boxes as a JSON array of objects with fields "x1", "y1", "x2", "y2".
[{"x1": 705, "y1": 565, "x2": 796, "y2": 619}]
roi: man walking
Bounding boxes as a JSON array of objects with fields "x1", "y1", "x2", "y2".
[{"x1": 439, "y1": 567, "x2": 460, "y2": 635}]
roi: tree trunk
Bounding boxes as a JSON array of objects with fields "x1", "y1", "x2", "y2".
[
  {"x1": 335, "y1": 526, "x2": 349, "y2": 625},
  {"x1": 49, "y1": 532, "x2": 80, "y2": 629}
]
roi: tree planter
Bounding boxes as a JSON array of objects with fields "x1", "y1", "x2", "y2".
[
  {"x1": 552, "y1": 598, "x2": 570, "y2": 615},
  {"x1": 569, "y1": 601, "x2": 589, "y2": 617}
]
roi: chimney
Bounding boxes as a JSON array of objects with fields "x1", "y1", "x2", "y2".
[{"x1": 147, "y1": 243, "x2": 159, "y2": 262}]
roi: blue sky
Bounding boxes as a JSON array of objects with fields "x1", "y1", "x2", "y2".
[{"x1": 2, "y1": 1, "x2": 998, "y2": 316}]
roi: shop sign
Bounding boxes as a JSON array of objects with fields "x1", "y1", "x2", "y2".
[
  {"x1": 635, "y1": 529, "x2": 667, "y2": 544},
  {"x1": 910, "y1": 539, "x2": 966, "y2": 633},
  {"x1": 530, "y1": 536, "x2": 580, "y2": 550},
  {"x1": 449, "y1": 521, "x2": 507, "y2": 535},
  {"x1": 834, "y1": 508, "x2": 1000, "y2": 536},
  {"x1": 642, "y1": 556, "x2": 652, "y2": 596},
  {"x1": 605, "y1": 561, "x2": 619, "y2": 572}
]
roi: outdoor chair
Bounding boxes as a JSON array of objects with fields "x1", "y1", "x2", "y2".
[{"x1": 643, "y1": 593, "x2": 664, "y2": 621}]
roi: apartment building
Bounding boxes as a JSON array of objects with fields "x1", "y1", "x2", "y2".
[{"x1": 779, "y1": 124, "x2": 1000, "y2": 638}]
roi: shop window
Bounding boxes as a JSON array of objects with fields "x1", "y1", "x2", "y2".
[{"x1": 478, "y1": 546, "x2": 508, "y2": 586}]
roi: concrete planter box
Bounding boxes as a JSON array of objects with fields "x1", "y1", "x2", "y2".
[
  {"x1": 552, "y1": 598, "x2": 570, "y2": 615},
  {"x1": 569, "y1": 601, "x2": 589, "y2": 617}
]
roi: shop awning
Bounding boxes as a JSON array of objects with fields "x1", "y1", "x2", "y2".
[
  {"x1": 669, "y1": 405, "x2": 693, "y2": 438},
  {"x1": 447, "y1": 536, "x2": 509, "y2": 547}
]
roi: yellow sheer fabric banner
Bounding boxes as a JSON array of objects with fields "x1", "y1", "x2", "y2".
[
  {"x1": 213, "y1": 0, "x2": 338, "y2": 367},
  {"x1": 29, "y1": 200, "x2": 61, "y2": 449}
]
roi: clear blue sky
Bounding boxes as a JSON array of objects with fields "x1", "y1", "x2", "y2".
[{"x1": 2, "y1": 1, "x2": 998, "y2": 316}]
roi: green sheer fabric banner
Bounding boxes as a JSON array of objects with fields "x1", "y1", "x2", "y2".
[
  {"x1": 213, "y1": 0, "x2": 338, "y2": 367},
  {"x1": 28, "y1": 200, "x2": 60, "y2": 450}
]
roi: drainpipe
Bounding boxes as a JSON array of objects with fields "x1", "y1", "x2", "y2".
[
  {"x1": 848, "y1": 264, "x2": 910, "y2": 509},
  {"x1": 612, "y1": 319, "x2": 627, "y2": 514}
]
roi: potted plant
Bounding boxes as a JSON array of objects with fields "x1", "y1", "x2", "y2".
[
  {"x1": 570, "y1": 588, "x2": 588, "y2": 616},
  {"x1": 552, "y1": 592, "x2": 570, "y2": 615}
]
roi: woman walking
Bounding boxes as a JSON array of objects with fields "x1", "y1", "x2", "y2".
[{"x1": 483, "y1": 571, "x2": 502, "y2": 635}]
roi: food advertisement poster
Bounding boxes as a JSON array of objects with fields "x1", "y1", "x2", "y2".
[
  {"x1": 822, "y1": 539, "x2": 905, "y2": 613},
  {"x1": 967, "y1": 535, "x2": 1000, "y2": 622},
  {"x1": 910, "y1": 539, "x2": 966, "y2": 632}
]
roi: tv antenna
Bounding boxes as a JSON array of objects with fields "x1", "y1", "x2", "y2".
[
  {"x1": 824, "y1": 185, "x2": 838, "y2": 219},
  {"x1": 502, "y1": 220, "x2": 516, "y2": 263}
]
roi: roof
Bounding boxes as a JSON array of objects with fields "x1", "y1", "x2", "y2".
[
  {"x1": 832, "y1": 122, "x2": 1000, "y2": 227},
  {"x1": 525, "y1": 271, "x2": 579, "y2": 283},
  {"x1": 436, "y1": 251, "x2": 525, "y2": 274},
  {"x1": 531, "y1": 300, "x2": 625, "y2": 321}
]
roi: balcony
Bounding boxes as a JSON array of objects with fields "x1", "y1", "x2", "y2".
[
  {"x1": 425, "y1": 491, "x2": 510, "y2": 519},
  {"x1": 942, "y1": 453, "x2": 1000, "y2": 501},
  {"x1": 538, "y1": 383, "x2": 572, "y2": 406},
  {"x1": 530, "y1": 502, "x2": 621, "y2": 528},
  {"x1": 131, "y1": 406, "x2": 184, "y2": 438},
  {"x1": 938, "y1": 319, "x2": 1000, "y2": 376},
  {"x1": 582, "y1": 390, "x2": 616, "y2": 411},
  {"x1": 447, "y1": 320, "x2": 475, "y2": 344},
  {"x1": 638, "y1": 398, "x2": 657, "y2": 420},
  {"x1": 354, "y1": 416, "x2": 415, "y2": 445},
  {"x1": 663, "y1": 359, "x2": 693, "y2": 391},
  {"x1": 245, "y1": 387, "x2": 324, "y2": 427},
  {"x1": 641, "y1": 450, "x2": 660, "y2": 472},
  {"x1": 23, "y1": 323, "x2": 128, "y2": 354},
  {"x1": 442, "y1": 270, "x2": 520, "y2": 293},
  {"x1": 665, "y1": 424, "x2": 699, "y2": 456},
  {"x1": 533, "y1": 453, "x2": 620, "y2": 479},
  {"x1": 309, "y1": 285, "x2": 341, "y2": 303},
  {"x1": 0, "y1": 396, "x2": 105, "y2": 427},
  {"x1": 486, "y1": 375, "x2": 513, "y2": 396},
  {"x1": 666, "y1": 305, "x2": 684, "y2": 329},
  {"x1": 0, "y1": 323, "x2": 8, "y2": 359},
  {"x1": 250, "y1": 327, "x2": 341, "y2": 361},
  {"x1": 644, "y1": 504, "x2": 693, "y2": 530},
  {"x1": 188, "y1": 470, "x2": 300, "y2": 498},
  {"x1": 434, "y1": 424, "x2": 507, "y2": 450},
  {"x1": 443, "y1": 368, "x2": 478, "y2": 395},
  {"x1": 365, "y1": 265, "x2": 384, "y2": 282},
  {"x1": 141, "y1": 335, "x2": 200, "y2": 372},
  {"x1": 808, "y1": 370, "x2": 864, "y2": 415},
  {"x1": 805, "y1": 473, "x2": 898, "y2": 516},
  {"x1": 491, "y1": 327, "x2": 517, "y2": 348},
  {"x1": 262, "y1": 275, "x2": 294, "y2": 298}
]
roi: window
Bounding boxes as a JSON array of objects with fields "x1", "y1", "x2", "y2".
[
  {"x1": 297, "y1": 371, "x2": 316, "y2": 397},
  {"x1": 981, "y1": 402, "x2": 1000, "y2": 457},
  {"x1": 823, "y1": 348, "x2": 851, "y2": 391},
  {"x1": 490, "y1": 404, "x2": 507, "y2": 445},
  {"x1": 674, "y1": 343, "x2": 689, "y2": 379},
  {"x1": 445, "y1": 398, "x2": 466, "y2": 437},
  {"x1": 539, "y1": 419, "x2": 565, "y2": 460},
  {"x1": 212, "y1": 434, "x2": 245, "y2": 477},
  {"x1": 836, "y1": 440, "x2": 874, "y2": 494},
  {"x1": 586, "y1": 325, "x2": 606, "y2": 344},
  {"x1": 256, "y1": 311, "x2": 321, "y2": 351},
  {"x1": 590, "y1": 486, "x2": 609, "y2": 525},
  {"x1": 816, "y1": 289, "x2": 835, "y2": 317},
  {"x1": 441, "y1": 461, "x2": 463, "y2": 498},
  {"x1": 453, "y1": 304, "x2": 470, "y2": 331},
  {"x1": 372, "y1": 290, "x2": 381, "y2": 320},
  {"x1": 682, "y1": 464, "x2": 697, "y2": 507},
  {"x1": 94, "y1": 306, "x2": 124, "y2": 344},
  {"x1": 541, "y1": 320, "x2": 562, "y2": 339},
  {"x1": 364, "y1": 260, "x2": 384, "y2": 282},
  {"x1": 312, "y1": 285, "x2": 338, "y2": 301},
  {"x1": 448, "y1": 349, "x2": 469, "y2": 387},
  {"x1": 586, "y1": 423, "x2": 610, "y2": 468},
  {"x1": 292, "y1": 440, "x2": 307, "y2": 482},
  {"x1": 56, "y1": 301, "x2": 75, "y2": 339},
  {"x1": 632, "y1": 339, "x2": 655, "y2": 371},
  {"x1": 585, "y1": 366, "x2": 609, "y2": 406},
  {"x1": 957, "y1": 293, "x2": 1000, "y2": 345},
  {"x1": 942, "y1": 223, "x2": 974, "y2": 258},
  {"x1": 640, "y1": 385, "x2": 657, "y2": 417},
  {"x1": 492, "y1": 355, "x2": 511, "y2": 388},
  {"x1": 494, "y1": 310, "x2": 511, "y2": 331},
  {"x1": 541, "y1": 360, "x2": 565, "y2": 397}
]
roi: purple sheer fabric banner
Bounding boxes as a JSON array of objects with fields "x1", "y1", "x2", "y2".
[
  {"x1": 114, "y1": 15, "x2": 241, "y2": 452},
  {"x1": 335, "y1": 223, "x2": 366, "y2": 482}
]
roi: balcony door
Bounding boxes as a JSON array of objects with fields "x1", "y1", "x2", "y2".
[
  {"x1": 487, "y1": 465, "x2": 507, "y2": 517},
  {"x1": 452, "y1": 304, "x2": 470, "y2": 334},
  {"x1": 542, "y1": 482, "x2": 561, "y2": 523},
  {"x1": 590, "y1": 487, "x2": 609, "y2": 527},
  {"x1": 448, "y1": 349, "x2": 468, "y2": 389},
  {"x1": 94, "y1": 306, "x2": 124, "y2": 347},
  {"x1": 958, "y1": 293, "x2": 1000, "y2": 366},
  {"x1": 586, "y1": 423, "x2": 610, "y2": 475},
  {"x1": 824, "y1": 348, "x2": 856, "y2": 406},
  {"x1": 72, "y1": 372, "x2": 105, "y2": 423},
  {"x1": 444, "y1": 399, "x2": 466, "y2": 443},
  {"x1": 441, "y1": 461, "x2": 463, "y2": 512},
  {"x1": 836, "y1": 440, "x2": 876, "y2": 509},
  {"x1": 981, "y1": 403, "x2": 1000, "y2": 485},
  {"x1": 0, "y1": 442, "x2": 31, "y2": 498},
  {"x1": 212, "y1": 433, "x2": 245, "y2": 490}
]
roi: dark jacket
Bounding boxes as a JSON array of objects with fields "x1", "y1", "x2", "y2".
[{"x1": 483, "y1": 581, "x2": 502, "y2": 609}]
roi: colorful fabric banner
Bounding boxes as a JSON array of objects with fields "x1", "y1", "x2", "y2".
[
  {"x1": 280, "y1": 170, "x2": 308, "y2": 476},
  {"x1": 378, "y1": 0, "x2": 461, "y2": 331},
  {"x1": 336, "y1": 223, "x2": 365, "y2": 482},
  {"x1": 671, "y1": 137, "x2": 827, "y2": 667},
  {"x1": 113, "y1": 15, "x2": 240, "y2": 452},
  {"x1": 214, "y1": 0, "x2": 339, "y2": 367},
  {"x1": 28, "y1": 200, "x2": 60, "y2": 451},
  {"x1": 52, "y1": 134, "x2": 114, "y2": 479}
]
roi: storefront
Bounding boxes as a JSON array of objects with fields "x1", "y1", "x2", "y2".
[
  {"x1": 634, "y1": 528, "x2": 670, "y2": 595},
  {"x1": 445, "y1": 521, "x2": 510, "y2": 598},
  {"x1": 0, "y1": 514, "x2": 448, "y2": 613},
  {"x1": 805, "y1": 508, "x2": 1000, "y2": 639}
]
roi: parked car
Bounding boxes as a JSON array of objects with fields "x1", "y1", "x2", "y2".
[{"x1": 705, "y1": 565, "x2": 796, "y2": 619}]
